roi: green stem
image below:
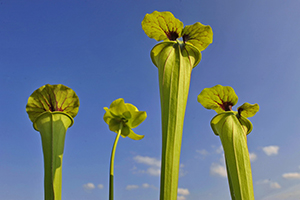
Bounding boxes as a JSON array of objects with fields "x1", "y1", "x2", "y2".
[
  {"x1": 34, "y1": 112, "x2": 73, "y2": 200},
  {"x1": 211, "y1": 112, "x2": 254, "y2": 200},
  {"x1": 109, "y1": 123, "x2": 123, "y2": 200},
  {"x1": 151, "y1": 42, "x2": 197, "y2": 200}
]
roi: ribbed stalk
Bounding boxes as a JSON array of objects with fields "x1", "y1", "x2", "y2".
[
  {"x1": 151, "y1": 41, "x2": 199, "y2": 200},
  {"x1": 211, "y1": 112, "x2": 254, "y2": 200},
  {"x1": 34, "y1": 111, "x2": 73, "y2": 200}
]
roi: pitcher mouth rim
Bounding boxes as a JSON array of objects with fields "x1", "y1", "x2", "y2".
[
  {"x1": 210, "y1": 111, "x2": 253, "y2": 136},
  {"x1": 33, "y1": 111, "x2": 74, "y2": 131}
]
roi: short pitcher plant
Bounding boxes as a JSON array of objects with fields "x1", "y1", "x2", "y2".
[
  {"x1": 26, "y1": 84, "x2": 80, "y2": 200},
  {"x1": 198, "y1": 85, "x2": 259, "y2": 200},
  {"x1": 142, "y1": 11, "x2": 213, "y2": 199},
  {"x1": 103, "y1": 98, "x2": 147, "y2": 200}
]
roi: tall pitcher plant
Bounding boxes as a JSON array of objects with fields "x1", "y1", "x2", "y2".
[
  {"x1": 198, "y1": 85, "x2": 259, "y2": 200},
  {"x1": 26, "y1": 84, "x2": 80, "y2": 200},
  {"x1": 142, "y1": 11, "x2": 213, "y2": 199}
]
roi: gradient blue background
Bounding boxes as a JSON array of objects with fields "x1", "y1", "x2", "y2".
[{"x1": 1, "y1": 1, "x2": 300, "y2": 199}]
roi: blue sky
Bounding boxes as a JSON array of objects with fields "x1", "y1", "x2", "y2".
[{"x1": 1, "y1": 1, "x2": 300, "y2": 200}]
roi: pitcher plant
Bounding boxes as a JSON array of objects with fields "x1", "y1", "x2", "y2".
[
  {"x1": 198, "y1": 85, "x2": 259, "y2": 200},
  {"x1": 142, "y1": 11, "x2": 213, "y2": 199},
  {"x1": 26, "y1": 84, "x2": 80, "y2": 200},
  {"x1": 103, "y1": 98, "x2": 147, "y2": 200}
]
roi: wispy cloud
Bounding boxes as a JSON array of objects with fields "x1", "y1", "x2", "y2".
[
  {"x1": 97, "y1": 184, "x2": 104, "y2": 189},
  {"x1": 179, "y1": 164, "x2": 187, "y2": 177},
  {"x1": 196, "y1": 149, "x2": 209, "y2": 156},
  {"x1": 262, "y1": 145, "x2": 279, "y2": 156},
  {"x1": 133, "y1": 155, "x2": 161, "y2": 167},
  {"x1": 146, "y1": 167, "x2": 161, "y2": 176},
  {"x1": 249, "y1": 152, "x2": 257, "y2": 162},
  {"x1": 270, "y1": 182, "x2": 281, "y2": 189},
  {"x1": 195, "y1": 149, "x2": 210, "y2": 160},
  {"x1": 142, "y1": 183, "x2": 157, "y2": 189},
  {"x1": 126, "y1": 185, "x2": 139, "y2": 190},
  {"x1": 83, "y1": 183, "x2": 104, "y2": 192},
  {"x1": 210, "y1": 162, "x2": 227, "y2": 178},
  {"x1": 215, "y1": 145, "x2": 223, "y2": 154},
  {"x1": 282, "y1": 173, "x2": 300, "y2": 179},
  {"x1": 83, "y1": 183, "x2": 95, "y2": 191},
  {"x1": 177, "y1": 196, "x2": 187, "y2": 200},
  {"x1": 261, "y1": 184, "x2": 300, "y2": 200},
  {"x1": 142, "y1": 183, "x2": 150, "y2": 188},
  {"x1": 126, "y1": 183, "x2": 156, "y2": 190},
  {"x1": 133, "y1": 155, "x2": 186, "y2": 177},
  {"x1": 256, "y1": 179, "x2": 281, "y2": 189},
  {"x1": 133, "y1": 155, "x2": 161, "y2": 176}
]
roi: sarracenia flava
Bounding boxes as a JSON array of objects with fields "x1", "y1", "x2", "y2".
[
  {"x1": 142, "y1": 11, "x2": 213, "y2": 199},
  {"x1": 198, "y1": 85, "x2": 259, "y2": 200},
  {"x1": 103, "y1": 98, "x2": 147, "y2": 200},
  {"x1": 26, "y1": 84, "x2": 79, "y2": 200}
]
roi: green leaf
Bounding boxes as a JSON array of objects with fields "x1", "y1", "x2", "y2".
[
  {"x1": 211, "y1": 112, "x2": 254, "y2": 200},
  {"x1": 182, "y1": 22, "x2": 213, "y2": 52},
  {"x1": 142, "y1": 11, "x2": 213, "y2": 200},
  {"x1": 238, "y1": 103, "x2": 259, "y2": 118},
  {"x1": 141, "y1": 11, "x2": 183, "y2": 41},
  {"x1": 197, "y1": 85, "x2": 238, "y2": 113},
  {"x1": 150, "y1": 40, "x2": 200, "y2": 200},
  {"x1": 26, "y1": 84, "x2": 79, "y2": 124}
]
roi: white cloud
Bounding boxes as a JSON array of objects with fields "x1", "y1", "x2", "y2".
[
  {"x1": 177, "y1": 195, "x2": 186, "y2": 200},
  {"x1": 97, "y1": 184, "x2": 104, "y2": 189},
  {"x1": 146, "y1": 167, "x2": 161, "y2": 176},
  {"x1": 133, "y1": 155, "x2": 161, "y2": 167},
  {"x1": 249, "y1": 152, "x2": 257, "y2": 162},
  {"x1": 215, "y1": 146, "x2": 223, "y2": 154},
  {"x1": 282, "y1": 173, "x2": 300, "y2": 179},
  {"x1": 179, "y1": 164, "x2": 187, "y2": 177},
  {"x1": 141, "y1": 183, "x2": 157, "y2": 190},
  {"x1": 126, "y1": 185, "x2": 139, "y2": 190},
  {"x1": 262, "y1": 146, "x2": 279, "y2": 156},
  {"x1": 126, "y1": 183, "x2": 156, "y2": 190},
  {"x1": 178, "y1": 188, "x2": 190, "y2": 196},
  {"x1": 133, "y1": 155, "x2": 161, "y2": 176},
  {"x1": 270, "y1": 182, "x2": 281, "y2": 189},
  {"x1": 133, "y1": 155, "x2": 186, "y2": 177},
  {"x1": 256, "y1": 179, "x2": 270, "y2": 184},
  {"x1": 196, "y1": 149, "x2": 209, "y2": 156},
  {"x1": 177, "y1": 188, "x2": 189, "y2": 200},
  {"x1": 210, "y1": 163, "x2": 227, "y2": 178},
  {"x1": 142, "y1": 183, "x2": 150, "y2": 188},
  {"x1": 83, "y1": 183, "x2": 95, "y2": 190},
  {"x1": 256, "y1": 179, "x2": 281, "y2": 189}
]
